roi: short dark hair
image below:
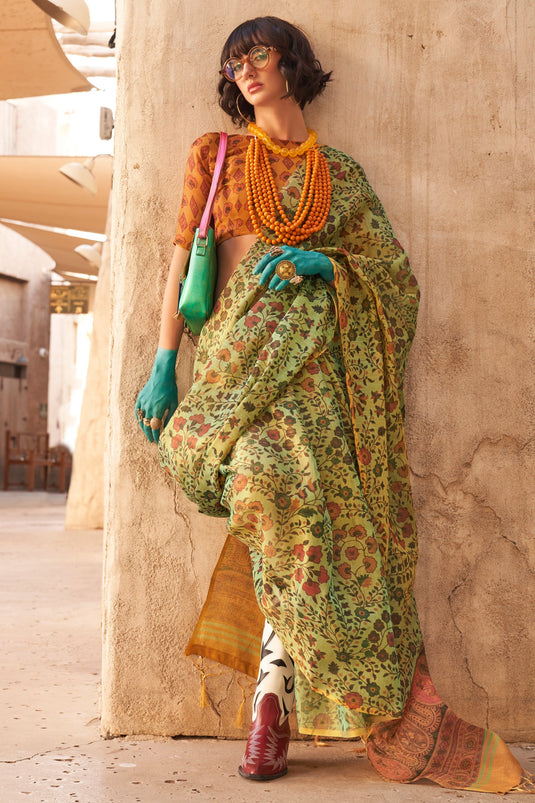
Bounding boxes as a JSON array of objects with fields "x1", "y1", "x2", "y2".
[{"x1": 218, "y1": 17, "x2": 332, "y2": 127}]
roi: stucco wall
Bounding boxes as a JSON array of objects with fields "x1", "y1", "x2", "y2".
[
  {"x1": 65, "y1": 201, "x2": 112, "y2": 529},
  {"x1": 102, "y1": 0, "x2": 535, "y2": 740}
]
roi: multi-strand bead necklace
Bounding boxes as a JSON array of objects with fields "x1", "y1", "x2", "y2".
[{"x1": 245, "y1": 122, "x2": 332, "y2": 246}]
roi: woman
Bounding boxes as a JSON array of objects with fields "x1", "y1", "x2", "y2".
[{"x1": 135, "y1": 16, "x2": 530, "y2": 793}]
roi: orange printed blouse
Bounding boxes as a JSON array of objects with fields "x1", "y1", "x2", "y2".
[{"x1": 173, "y1": 131, "x2": 308, "y2": 249}]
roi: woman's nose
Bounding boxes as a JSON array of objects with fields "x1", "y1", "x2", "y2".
[{"x1": 242, "y1": 57, "x2": 256, "y2": 77}]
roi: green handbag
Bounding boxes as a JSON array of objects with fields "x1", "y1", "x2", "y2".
[{"x1": 177, "y1": 132, "x2": 228, "y2": 335}]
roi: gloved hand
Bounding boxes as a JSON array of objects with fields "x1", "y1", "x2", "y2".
[
  {"x1": 253, "y1": 245, "x2": 335, "y2": 291},
  {"x1": 135, "y1": 347, "x2": 178, "y2": 443}
]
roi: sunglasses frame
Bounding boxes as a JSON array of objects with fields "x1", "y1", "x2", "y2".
[{"x1": 220, "y1": 45, "x2": 278, "y2": 82}]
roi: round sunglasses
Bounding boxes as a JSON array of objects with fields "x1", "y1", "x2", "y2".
[{"x1": 220, "y1": 45, "x2": 278, "y2": 82}]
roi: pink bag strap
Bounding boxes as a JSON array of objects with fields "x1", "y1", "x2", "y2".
[{"x1": 198, "y1": 132, "x2": 228, "y2": 239}]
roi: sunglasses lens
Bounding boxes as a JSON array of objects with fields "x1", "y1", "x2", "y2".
[
  {"x1": 250, "y1": 47, "x2": 269, "y2": 68},
  {"x1": 224, "y1": 60, "x2": 238, "y2": 80}
]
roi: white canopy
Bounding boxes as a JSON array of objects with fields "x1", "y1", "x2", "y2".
[
  {"x1": 0, "y1": 155, "x2": 112, "y2": 233},
  {"x1": 1, "y1": 0, "x2": 92, "y2": 100},
  {"x1": 0, "y1": 220, "x2": 100, "y2": 278}
]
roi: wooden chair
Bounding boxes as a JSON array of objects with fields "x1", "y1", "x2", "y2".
[
  {"x1": 46, "y1": 445, "x2": 72, "y2": 493},
  {"x1": 3, "y1": 430, "x2": 57, "y2": 491}
]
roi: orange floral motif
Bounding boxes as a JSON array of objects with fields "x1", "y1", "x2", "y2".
[
  {"x1": 317, "y1": 566, "x2": 329, "y2": 584},
  {"x1": 363, "y1": 556, "x2": 378, "y2": 573},
  {"x1": 396, "y1": 507, "x2": 410, "y2": 523},
  {"x1": 233, "y1": 474, "x2": 248, "y2": 492},
  {"x1": 293, "y1": 544, "x2": 305, "y2": 560},
  {"x1": 349, "y1": 524, "x2": 367, "y2": 539},
  {"x1": 300, "y1": 377, "x2": 316, "y2": 393},
  {"x1": 327, "y1": 501, "x2": 341, "y2": 520},
  {"x1": 303, "y1": 579, "x2": 321, "y2": 598},
  {"x1": 358, "y1": 447, "x2": 372, "y2": 465},
  {"x1": 306, "y1": 545, "x2": 322, "y2": 563},
  {"x1": 345, "y1": 692, "x2": 364, "y2": 709}
]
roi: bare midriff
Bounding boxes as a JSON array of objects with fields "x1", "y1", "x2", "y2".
[{"x1": 215, "y1": 233, "x2": 258, "y2": 302}]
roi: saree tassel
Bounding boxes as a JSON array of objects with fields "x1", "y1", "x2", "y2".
[
  {"x1": 511, "y1": 771, "x2": 535, "y2": 793},
  {"x1": 190, "y1": 656, "x2": 237, "y2": 712},
  {"x1": 199, "y1": 673, "x2": 209, "y2": 709},
  {"x1": 235, "y1": 696, "x2": 246, "y2": 729},
  {"x1": 234, "y1": 672, "x2": 256, "y2": 730},
  {"x1": 192, "y1": 657, "x2": 210, "y2": 709}
]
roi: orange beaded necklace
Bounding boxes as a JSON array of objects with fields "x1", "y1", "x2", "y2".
[{"x1": 245, "y1": 123, "x2": 332, "y2": 246}]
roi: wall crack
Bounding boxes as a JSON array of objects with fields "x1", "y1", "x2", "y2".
[{"x1": 448, "y1": 574, "x2": 491, "y2": 727}]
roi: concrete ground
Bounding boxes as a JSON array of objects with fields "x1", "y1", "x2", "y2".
[{"x1": 0, "y1": 491, "x2": 533, "y2": 803}]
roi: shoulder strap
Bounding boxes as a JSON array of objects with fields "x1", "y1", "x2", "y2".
[{"x1": 198, "y1": 132, "x2": 228, "y2": 238}]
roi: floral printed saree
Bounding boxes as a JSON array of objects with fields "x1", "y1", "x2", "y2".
[{"x1": 158, "y1": 146, "x2": 526, "y2": 793}]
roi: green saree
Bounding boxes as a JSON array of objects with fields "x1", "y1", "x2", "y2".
[
  {"x1": 158, "y1": 145, "x2": 526, "y2": 792},
  {"x1": 159, "y1": 146, "x2": 421, "y2": 732}
]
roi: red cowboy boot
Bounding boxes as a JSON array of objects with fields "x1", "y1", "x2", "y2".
[{"x1": 238, "y1": 692, "x2": 291, "y2": 781}]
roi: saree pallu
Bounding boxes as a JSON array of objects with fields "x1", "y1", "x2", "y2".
[{"x1": 158, "y1": 147, "x2": 525, "y2": 792}]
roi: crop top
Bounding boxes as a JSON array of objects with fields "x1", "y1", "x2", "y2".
[{"x1": 173, "y1": 131, "x2": 309, "y2": 249}]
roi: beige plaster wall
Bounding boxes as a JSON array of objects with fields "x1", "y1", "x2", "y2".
[
  {"x1": 65, "y1": 202, "x2": 112, "y2": 529},
  {"x1": 102, "y1": 0, "x2": 535, "y2": 740}
]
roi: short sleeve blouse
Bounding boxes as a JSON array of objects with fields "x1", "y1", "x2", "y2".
[{"x1": 173, "y1": 131, "x2": 308, "y2": 249}]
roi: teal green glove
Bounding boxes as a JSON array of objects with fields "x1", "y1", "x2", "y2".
[
  {"x1": 135, "y1": 347, "x2": 178, "y2": 443},
  {"x1": 254, "y1": 245, "x2": 335, "y2": 290}
]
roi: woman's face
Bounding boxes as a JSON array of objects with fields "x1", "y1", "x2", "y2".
[{"x1": 234, "y1": 44, "x2": 287, "y2": 111}]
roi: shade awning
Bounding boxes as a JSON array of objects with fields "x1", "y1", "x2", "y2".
[
  {"x1": 0, "y1": 155, "x2": 112, "y2": 233},
  {"x1": 1, "y1": 0, "x2": 93, "y2": 100},
  {"x1": 0, "y1": 220, "x2": 101, "y2": 278}
]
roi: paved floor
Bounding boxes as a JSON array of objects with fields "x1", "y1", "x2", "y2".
[{"x1": 0, "y1": 491, "x2": 532, "y2": 802}]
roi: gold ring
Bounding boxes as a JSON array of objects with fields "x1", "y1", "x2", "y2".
[
  {"x1": 143, "y1": 418, "x2": 151, "y2": 426},
  {"x1": 150, "y1": 417, "x2": 162, "y2": 429},
  {"x1": 269, "y1": 246, "x2": 284, "y2": 257},
  {"x1": 275, "y1": 259, "x2": 297, "y2": 281},
  {"x1": 136, "y1": 409, "x2": 144, "y2": 420}
]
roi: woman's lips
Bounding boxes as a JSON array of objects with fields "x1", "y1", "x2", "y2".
[{"x1": 247, "y1": 82, "x2": 263, "y2": 93}]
